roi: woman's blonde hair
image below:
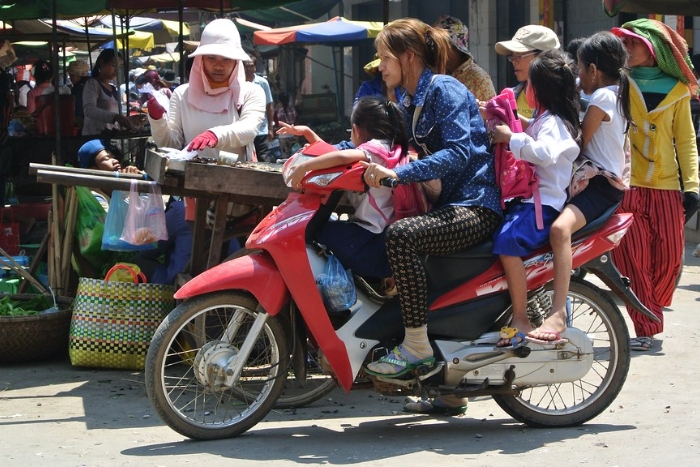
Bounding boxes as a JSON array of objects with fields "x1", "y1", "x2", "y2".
[{"x1": 375, "y1": 18, "x2": 451, "y2": 75}]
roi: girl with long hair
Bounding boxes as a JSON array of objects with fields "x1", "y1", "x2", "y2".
[{"x1": 491, "y1": 49, "x2": 581, "y2": 348}]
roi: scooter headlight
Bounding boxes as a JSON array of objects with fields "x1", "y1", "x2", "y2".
[
  {"x1": 282, "y1": 154, "x2": 315, "y2": 187},
  {"x1": 306, "y1": 172, "x2": 342, "y2": 186}
]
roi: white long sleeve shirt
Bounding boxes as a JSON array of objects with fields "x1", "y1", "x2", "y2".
[
  {"x1": 509, "y1": 111, "x2": 580, "y2": 211},
  {"x1": 149, "y1": 81, "x2": 265, "y2": 161}
]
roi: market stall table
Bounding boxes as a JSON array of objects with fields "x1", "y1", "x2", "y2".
[
  {"x1": 143, "y1": 149, "x2": 292, "y2": 275},
  {"x1": 5, "y1": 132, "x2": 152, "y2": 200},
  {"x1": 31, "y1": 151, "x2": 292, "y2": 278}
]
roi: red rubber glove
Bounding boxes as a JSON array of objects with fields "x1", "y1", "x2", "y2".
[
  {"x1": 147, "y1": 96, "x2": 166, "y2": 120},
  {"x1": 187, "y1": 130, "x2": 219, "y2": 151}
]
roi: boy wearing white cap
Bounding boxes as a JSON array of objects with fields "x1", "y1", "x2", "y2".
[{"x1": 495, "y1": 25, "x2": 560, "y2": 122}]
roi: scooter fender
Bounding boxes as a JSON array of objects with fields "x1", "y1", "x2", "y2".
[{"x1": 174, "y1": 252, "x2": 290, "y2": 316}]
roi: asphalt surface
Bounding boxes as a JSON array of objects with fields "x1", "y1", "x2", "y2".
[{"x1": 1, "y1": 242, "x2": 699, "y2": 467}]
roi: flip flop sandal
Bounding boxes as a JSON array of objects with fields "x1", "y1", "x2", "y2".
[
  {"x1": 364, "y1": 347, "x2": 436, "y2": 378},
  {"x1": 526, "y1": 331, "x2": 568, "y2": 345},
  {"x1": 403, "y1": 399, "x2": 467, "y2": 416},
  {"x1": 630, "y1": 336, "x2": 652, "y2": 351},
  {"x1": 494, "y1": 331, "x2": 528, "y2": 350}
]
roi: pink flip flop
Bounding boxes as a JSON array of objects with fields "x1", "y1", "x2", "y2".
[{"x1": 526, "y1": 331, "x2": 568, "y2": 345}]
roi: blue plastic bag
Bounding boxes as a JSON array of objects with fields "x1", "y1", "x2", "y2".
[
  {"x1": 102, "y1": 190, "x2": 157, "y2": 252},
  {"x1": 320, "y1": 254, "x2": 356, "y2": 313}
]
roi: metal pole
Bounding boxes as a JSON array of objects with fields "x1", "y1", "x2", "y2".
[
  {"x1": 179, "y1": 0, "x2": 185, "y2": 83},
  {"x1": 84, "y1": 20, "x2": 92, "y2": 68},
  {"x1": 51, "y1": 0, "x2": 62, "y2": 162}
]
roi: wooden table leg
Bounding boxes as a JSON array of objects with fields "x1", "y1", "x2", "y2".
[
  {"x1": 206, "y1": 193, "x2": 229, "y2": 270},
  {"x1": 190, "y1": 198, "x2": 209, "y2": 276}
]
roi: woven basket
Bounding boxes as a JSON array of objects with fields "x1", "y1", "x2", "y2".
[{"x1": 0, "y1": 294, "x2": 74, "y2": 364}]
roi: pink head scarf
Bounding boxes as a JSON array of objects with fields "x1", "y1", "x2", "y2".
[{"x1": 186, "y1": 55, "x2": 246, "y2": 114}]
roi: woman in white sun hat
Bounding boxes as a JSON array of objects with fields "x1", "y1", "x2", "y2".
[
  {"x1": 495, "y1": 25, "x2": 560, "y2": 123},
  {"x1": 146, "y1": 18, "x2": 265, "y2": 162}
]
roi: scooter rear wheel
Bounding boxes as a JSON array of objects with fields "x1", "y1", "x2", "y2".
[
  {"x1": 145, "y1": 292, "x2": 289, "y2": 440},
  {"x1": 493, "y1": 279, "x2": 630, "y2": 427}
]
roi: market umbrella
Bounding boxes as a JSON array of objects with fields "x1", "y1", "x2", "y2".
[
  {"x1": 253, "y1": 16, "x2": 383, "y2": 46},
  {"x1": 98, "y1": 16, "x2": 189, "y2": 44},
  {"x1": 134, "y1": 51, "x2": 182, "y2": 64},
  {"x1": 253, "y1": 16, "x2": 383, "y2": 122},
  {"x1": 0, "y1": 1, "x2": 305, "y2": 20},
  {"x1": 53, "y1": 20, "x2": 154, "y2": 49}
]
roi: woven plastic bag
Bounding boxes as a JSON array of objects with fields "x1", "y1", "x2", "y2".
[
  {"x1": 320, "y1": 254, "x2": 356, "y2": 313},
  {"x1": 121, "y1": 180, "x2": 168, "y2": 246},
  {"x1": 68, "y1": 265, "x2": 175, "y2": 370}
]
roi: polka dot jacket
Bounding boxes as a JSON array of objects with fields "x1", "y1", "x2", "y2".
[{"x1": 394, "y1": 69, "x2": 502, "y2": 217}]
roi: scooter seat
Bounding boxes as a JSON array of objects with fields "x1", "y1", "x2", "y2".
[
  {"x1": 434, "y1": 240, "x2": 495, "y2": 260},
  {"x1": 572, "y1": 202, "x2": 620, "y2": 241}
]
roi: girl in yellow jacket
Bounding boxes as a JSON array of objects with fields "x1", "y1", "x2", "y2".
[{"x1": 611, "y1": 19, "x2": 699, "y2": 351}]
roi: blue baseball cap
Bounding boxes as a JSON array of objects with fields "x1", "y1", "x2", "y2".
[{"x1": 78, "y1": 139, "x2": 108, "y2": 168}]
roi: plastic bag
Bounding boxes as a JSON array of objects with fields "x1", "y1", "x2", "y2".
[
  {"x1": 320, "y1": 254, "x2": 356, "y2": 313},
  {"x1": 75, "y1": 186, "x2": 112, "y2": 270},
  {"x1": 121, "y1": 180, "x2": 168, "y2": 246},
  {"x1": 102, "y1": 189, "x2": 157, "y2": 252}
]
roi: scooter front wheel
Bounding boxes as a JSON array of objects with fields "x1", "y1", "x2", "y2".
[
  {"x1": 145, "y1": 292, "x2": 289, "y2": 440},
  {"x1": 493, "y1": 279, "x2": 630, "y2": 427}
]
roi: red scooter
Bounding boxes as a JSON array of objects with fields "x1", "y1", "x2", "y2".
[{"x1": 145, "y1": 146, "x2": 656, "y2": 440}]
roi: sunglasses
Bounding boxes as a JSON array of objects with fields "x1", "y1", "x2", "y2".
[{"x1": 507, "y1": 51, "x2": 539, "y2": 63}]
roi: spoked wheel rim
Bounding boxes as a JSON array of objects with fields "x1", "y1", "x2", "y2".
[
  {"x1": 518, "y1": 289, "x2": 619, "y2": 413},
  {"x1": 157, "y1": 303, "x2": 284, "y2": 430},
  {"x1": 494, "y1": 280, "x2": 630, "y2": 427}
]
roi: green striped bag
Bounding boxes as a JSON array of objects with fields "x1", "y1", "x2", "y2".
[{"x1": 68, "y1": 265, "x2": 175, "y2": 370}]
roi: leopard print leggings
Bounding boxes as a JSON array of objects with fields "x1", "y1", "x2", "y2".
[{"x1": 385, "y1": 205, "x2": 501, "y2": 328}]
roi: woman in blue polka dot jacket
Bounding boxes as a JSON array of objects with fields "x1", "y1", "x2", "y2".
[{"x1": 363, "y1": 18, "x2": 502, "y2": 382}]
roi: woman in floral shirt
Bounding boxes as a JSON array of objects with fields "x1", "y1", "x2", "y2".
[{"x1": 434, "y1": 15, "x2": 495, "y2": 102}]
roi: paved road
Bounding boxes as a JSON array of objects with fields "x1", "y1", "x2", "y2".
[{"x1": 1, "y1": 242, "x2": 699, "y2": 467}]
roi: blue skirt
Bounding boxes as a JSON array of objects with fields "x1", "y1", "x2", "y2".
[{"x1": 492, "y1": 202, "x2": 560, "y2": 257}]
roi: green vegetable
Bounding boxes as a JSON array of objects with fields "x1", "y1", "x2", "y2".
[{"x1": 0, "y1": 295, "x2": 55, "y2": 317}]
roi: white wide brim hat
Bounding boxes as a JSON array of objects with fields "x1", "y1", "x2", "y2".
[{"x1": 189, "y1": 18, "x2": 250, "y2": 61}]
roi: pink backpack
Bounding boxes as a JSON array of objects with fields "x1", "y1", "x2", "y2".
[
  {"x1": 363, "y1": 141, "x2": 430, "y2": 223},
  {"x1": 484, "y1": 88, "x2": 543, "y2": 229}
]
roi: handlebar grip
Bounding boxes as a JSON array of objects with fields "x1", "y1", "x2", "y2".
[{"x1": 380, "y1": 177, "x2": 398, "y2": 188}]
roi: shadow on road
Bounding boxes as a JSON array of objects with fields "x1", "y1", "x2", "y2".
[{"x1": 120, "y1": 417, "x2": 636, "y2": 463}]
